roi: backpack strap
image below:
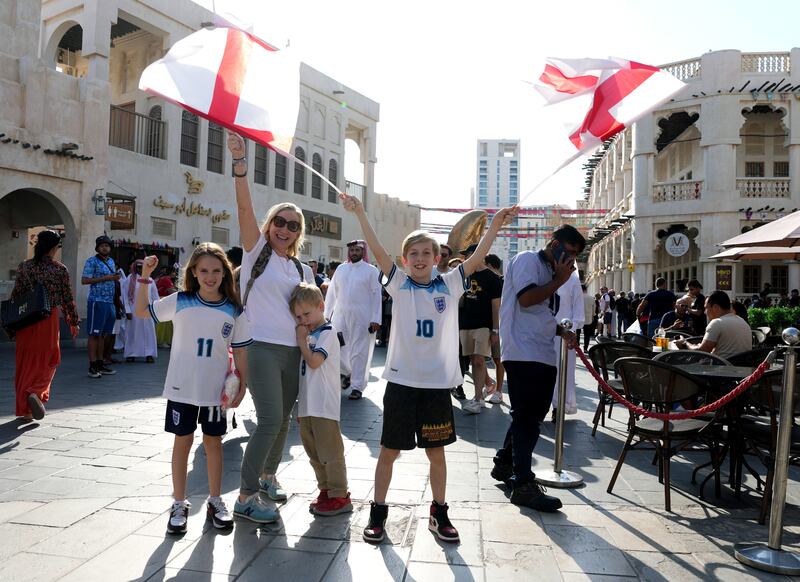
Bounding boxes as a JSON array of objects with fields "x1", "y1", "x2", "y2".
[
  {"x1": 241, "y1": 243, "x2": 307, "y2": 308},
  {"x1": 242, "y1": 242, "x2": 273, "y2": 307}
]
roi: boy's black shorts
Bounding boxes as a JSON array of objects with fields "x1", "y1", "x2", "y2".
[
  {"x1": 165, "y1": 400, "x2": 226, "y2": 437},
  {"x1": 381, "y1": 382, "x2": 456, "y2": 450}
]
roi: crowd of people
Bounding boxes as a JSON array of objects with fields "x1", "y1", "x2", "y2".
[{"x1": 7, "y1": 130, "x2": 773, "y2": 548}]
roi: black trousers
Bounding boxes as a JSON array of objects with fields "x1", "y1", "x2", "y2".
[{"x1": 494, "y1": 360, "x2": 558, "y2": 485}]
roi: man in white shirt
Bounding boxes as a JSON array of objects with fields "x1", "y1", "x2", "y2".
[{"x1": 324, "y1": 240, "x2": 382, "y2": 399}]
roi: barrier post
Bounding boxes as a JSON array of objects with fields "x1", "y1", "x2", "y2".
[
  {"x1": 735, "y1": 327, "x2": 800, "y2": 575},
  {"x1": 537, "y1": 318, "x2": 584, "y2": 488}
]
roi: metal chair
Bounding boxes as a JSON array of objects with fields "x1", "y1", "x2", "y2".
[
  {"x1": 727, "y1": 347, "x2": 775, "y2": 368},
  {"x1": 609, "y1": 357, "x2": 722, "y2": 512},
  {"x1": 653, "y1": 350, "x2": 731, "y2": 366},
  {"x1": 752, "y1": 329, "x2": 767, "y2": 346},
  {"x1": 622, "y1": 333, "x2": 656, "y2": 349},
  {"x1": 587, "y1": 342, "x2": 655, "y2": 436},
  {"x1": 740, "y1": 369, "x2": 800, "y2": 524}
]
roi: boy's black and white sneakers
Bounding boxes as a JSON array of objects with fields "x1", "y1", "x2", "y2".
[
  {"x1": 207, "y1": 497, "x2": 233, "y2": 530},
  {"x1": 97, "y1": 364, "x2": 116, "y2": 375},
  {"x1": 87, "y1": 367, "x2": 101, "y2": 379},
  {"x1": 428, "y1": 501, "x2": 459, "y2": 543},
  {"x1": 167, "y1": 500, "x2": 191, "y2": 534},
  {"x1": 362, "y1": 501, "x2": 388, "y2": 544}
]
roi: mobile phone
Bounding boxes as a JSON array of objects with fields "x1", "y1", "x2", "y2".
[{"x1": 552, "y1": 241, "x2": 566, "y2": 263}]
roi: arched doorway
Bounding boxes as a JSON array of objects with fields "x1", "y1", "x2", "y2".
[{"x1": 0, "y1": 188, "x2": 79, "y2": 309}]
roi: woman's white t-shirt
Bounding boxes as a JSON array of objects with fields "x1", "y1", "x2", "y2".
[{"x1": 240, "y1": 234, "x2": 314, "y2": 346}]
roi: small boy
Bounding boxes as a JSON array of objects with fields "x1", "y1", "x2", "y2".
[
  {"x1": 290, "y1": 283, "x2": 352, "y2": 516},
  {"x1": 342, "y1": 193, "x2": 516, "y2": 544}
]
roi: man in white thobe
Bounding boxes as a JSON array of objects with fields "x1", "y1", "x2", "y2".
[
  {"x1": 324, "y1": 240, "x2": 382, "y2": 399},
  {"x1": 123, "y1": 260, "x2": 158, "y2": 362},
  {"x1": 551, "y1": 269, "x2": 585, "y2": 417}
]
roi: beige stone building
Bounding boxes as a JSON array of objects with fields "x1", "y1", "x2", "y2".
[{"x1": 0, "y1": 0, "x2": 419, "y2": 315}]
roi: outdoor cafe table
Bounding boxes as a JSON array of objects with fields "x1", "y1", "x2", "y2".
[{"x1": 681, "y1": 363, "x2": 782, "y2": 496}]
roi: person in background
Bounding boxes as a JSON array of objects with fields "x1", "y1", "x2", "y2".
[
  {"x1": 551, "y1": 269, "x2": 584, "y2": 420},
  {"x1": 448, "y1": 257, "x2": 463, "y2": 269},
  {"x1": 598, "y1": 286, "x2": 611, "y2": 336},
  {"x1": 436, "y1": 244, "x2": 453, "y2": 274},
  {"x1": 674, "y1": 291, "x2": 752, "y2": 359},
  {"x1": 636, "y1": 278, "x2": 676, "y2": 338},
  {"x1": 580, "y1": 284, "x2": 596, "y2": 351},
  {"x1": 81, "y1": 235, "x2": 119, "y2": 378},
  {"x1": 686, "y1": 280, "x2": 706, "y2": 335},
  {"x1": 615, "y1": 290, "x2": 631, "y2": 336},
  {"x1": 156, "y1": 265, "x2": 178, "y2": 348},
  {"x1": 123, "y1": 260, "x2": 159, "y2": 363},
  {"x1": 226, "y1": 246, "x2": 243, "y2": 296},
  {"x1": 732, "y1": 301, "x2": 749, "y2": 321},
  {"x1": 112, "y1": 267, "x2": 127, "y2": 354},
  {"x1": 779, "y1": 291, "x2": 790, "y2": 307},
  {"x1": 10, "y1": 230, "x2": 80, "y2": 421},
  {"x1": 483, "y1": 254, "x2": 505, "y2": 404},
  {"x1": 790, "y1": 289, "x2": 800, "y2": 308},
  {"x1": 658, "y1": 296, "x2": 694, "y2": 334}
]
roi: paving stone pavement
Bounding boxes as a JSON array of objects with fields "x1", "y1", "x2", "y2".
[{"x1": 1, "y1": 341, "x2": 799, "y2": 581}]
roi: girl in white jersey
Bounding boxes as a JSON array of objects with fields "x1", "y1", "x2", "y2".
[
  {"x1": 136, "y1": 244, "x2": 251, "y2": 535},
  {"x1": 341, "y1": 192, "x2": 517, "y2": 545}
]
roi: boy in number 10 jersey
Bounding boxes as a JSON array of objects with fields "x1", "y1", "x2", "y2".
[{"x1": 341, "y1": 192, "x2": 517, "y2": 544}]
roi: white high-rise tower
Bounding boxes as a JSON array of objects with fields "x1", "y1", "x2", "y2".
[{"x1": 473, "y1": 139, "x2": 520, "y2": 263}]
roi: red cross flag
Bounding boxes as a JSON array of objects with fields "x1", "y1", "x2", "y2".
[
  {"x1": 139, "y1": 27, "x2": 299, "y2": 153},
  {"x1": 534, "y1": 57, "x2": 686, "y2": 153}
]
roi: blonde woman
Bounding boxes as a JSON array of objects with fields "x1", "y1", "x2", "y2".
[{"x1": 227, "y1": 133, "x2": 314, "y2": 523}]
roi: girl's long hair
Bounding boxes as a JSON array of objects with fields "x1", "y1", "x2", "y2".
[
  {"x1": 261, "y1": 202, "x2": 305, "y2": 258},
  {"x1": 180, "y1": 242, "x2": 241, "y2": 309}
]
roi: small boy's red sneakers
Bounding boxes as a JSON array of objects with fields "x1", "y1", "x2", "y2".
[
  {"x1": 308, "y1": 489, "x2": 329, "y2": 513},
  {"x1": 312, "y1": 492, "x2": 353, "y2": 516}
]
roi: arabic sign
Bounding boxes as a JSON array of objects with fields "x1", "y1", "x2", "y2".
[
  {"x1": 153, "y1": 195, "x2": 231, "y2": 224},
  {"x1": 302, "y1": 210, "x2": 342, "y2": 240}
]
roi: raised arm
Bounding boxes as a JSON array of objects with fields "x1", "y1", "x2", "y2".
[
  {"x1": 340, "y1": 193, "x2": 393, "y2": 276},
  {"x1": 227, "y1": 132, "x2": 261, "y2": 252},
  {"x1": 462, "y1": 207, "x2": 518, "y2": 277},
  {"x1": 135, "y1": 256, "x2": 158, "y2": 319}
]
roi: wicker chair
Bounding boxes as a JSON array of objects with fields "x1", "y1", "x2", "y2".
[
  {"x1": 727, "y1": 347, "x2": 775, "y2": 368},
  {"x1": 587, "y1": 342, "x2": 655, "y2": 436},
  {"x1": 622, "y1": 333, "x2": 656, "y2": 349},
  {"x1": 609, "y1": 357, "x2": 722, "y2": 512},
  {"x1": 653, "y1": 350, "x2": 731, "y2": 366},
  {"x1": 740, "y1": 369, "x2": 800, "y2": 524}
]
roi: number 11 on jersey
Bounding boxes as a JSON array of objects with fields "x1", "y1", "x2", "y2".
[{"x1": 196, "y1": 338, "x2": 213, "y2": 357}]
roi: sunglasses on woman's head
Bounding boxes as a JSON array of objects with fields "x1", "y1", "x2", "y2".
[{"x1": 272, "y1": 216, "x2": 301, "y2": 232}]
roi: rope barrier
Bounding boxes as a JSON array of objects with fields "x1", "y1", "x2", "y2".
[{"x1": 573, "y1": 345, "x2": 776, "y2": 421}]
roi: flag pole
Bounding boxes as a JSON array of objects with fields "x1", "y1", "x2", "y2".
[{"x1": 517, "y1": 150, "x2": 584, "y2": 208}]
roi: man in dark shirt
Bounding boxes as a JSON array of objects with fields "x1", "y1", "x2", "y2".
[
  {"x1": 615, "y1": 291, "x2": 631, "y2": 336},
  {"x1": 686, "y1": 279, "x2": 706, "y2": 335},
  {"x1": 636, "y1": 277, "x2": 677, "y2": 338},
  {"x1": 659, "y1": 297, "x2": 694, "y2": 334},
  {"x1": 790, "y1": 289, "x2": 800, "y2": 308},
  {"x1": 458, "y1": 243, "x2": 502, "y2": 414}
]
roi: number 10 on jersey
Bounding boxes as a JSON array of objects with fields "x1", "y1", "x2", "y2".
[{"x1": 416, "y1": 319, "x2": 434, "y2": 338}]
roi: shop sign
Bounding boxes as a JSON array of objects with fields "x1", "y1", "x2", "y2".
[
  {"x1": 106, "y1": 201, "x2": 135, "y2": 230},
  {"x1": 153, "y1": 195, "x2": 231, "y2": 224},
  {"x1": 303, "y1": 210, "x2": 342, "y2": 240},
  {"x1": 665, "y1": 233, "x2": 690, "y2": 257},
  {"x1": 716, "y1": 265, "x2": 732, "y2": 291}
]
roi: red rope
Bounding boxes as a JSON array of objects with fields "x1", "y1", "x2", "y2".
[{"x1": 574, "y1": 345, "x2": 774, "y2": 421}]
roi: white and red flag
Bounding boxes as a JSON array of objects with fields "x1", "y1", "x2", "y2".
[
  {"x1": 519, "y1": 56, "x2": 685, "y2": 204},
  {"x1": 534, "y1": 56, "x2": 685, "y2": 153},
  {"x1": 139, "y1": 26, "x2": 299, "y2": 153}
]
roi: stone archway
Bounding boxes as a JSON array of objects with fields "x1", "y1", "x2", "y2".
[{"x1": 0, "y1": 188, "x2": 79, "y2": 302}]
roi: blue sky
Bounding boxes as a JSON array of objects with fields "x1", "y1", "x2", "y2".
[{"x1": 194, "y1": 0, "x2": 800, "y2": 214}]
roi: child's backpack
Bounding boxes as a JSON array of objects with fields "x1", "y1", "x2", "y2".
[{"x1": 242, "y1": 242, "x2": 305, "y2": 307}]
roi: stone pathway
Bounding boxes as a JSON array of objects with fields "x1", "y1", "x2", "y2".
[{"x1": 0, "y1": 342, "x2": 798, "y2": 581}]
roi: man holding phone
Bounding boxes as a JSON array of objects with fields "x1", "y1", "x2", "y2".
[{"x1": 490, "y1": 225, "x2": 586, "y2": 512}]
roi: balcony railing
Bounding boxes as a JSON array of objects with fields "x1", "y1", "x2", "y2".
[
  {"x1": 346, "y1": 180, "x2": 365, "y2": 201},
  {"x1": 109, "y1": 105, "x2": 167, "y2": 159},
  {"x1": 652, "y1": 180, "x2": 702, "y2": 202},
  {"x1": 741, "y1": 52, "x2": 791, "y2": 73},
  {"x1": 737, "y1": 177, "x2": 791, "y2": 198},
  {"x1": 660, "y1": 58, "x2": 701, "y2": 81}
]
